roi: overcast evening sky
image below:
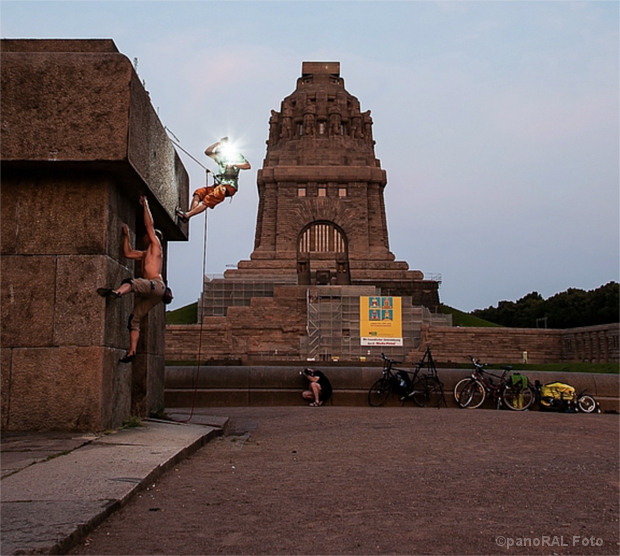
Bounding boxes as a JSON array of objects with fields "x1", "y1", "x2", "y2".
[{"x1": 2, "y1": 1, "x2": 618, "y2": 313}]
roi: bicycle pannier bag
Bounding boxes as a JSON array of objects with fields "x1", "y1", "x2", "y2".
[
  {"x1": 395, "y1": 371, "x2": 412, "y2": 395},
  {"x1": 511, "y1": 373, "x2": 528, "y2": 389}
]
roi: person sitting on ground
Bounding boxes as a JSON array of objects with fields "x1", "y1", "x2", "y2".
[
  {"x1": 176, "y1": 137, "x2": 250, "y2": 222},
  {"x1": 97, "y1": 196, "x2": 166, "y2": 363},
  {"x1": 302, "y1": 368, "x2": 332, "y2": 407}
]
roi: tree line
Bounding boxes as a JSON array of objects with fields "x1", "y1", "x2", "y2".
[{"x1": 470, "y1": 281, "x2": 619, "y2": 329}]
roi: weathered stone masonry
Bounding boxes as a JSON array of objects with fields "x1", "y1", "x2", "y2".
[
  {"x1": 417, "y1": 323, "x2": 619, "y2": 365},
  {"x1": 1, "y1": 39, "x2": 189, "y2": 431}
]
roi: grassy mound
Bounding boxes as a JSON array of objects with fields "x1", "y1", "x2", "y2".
[
  {"x1": 166, "y1": 302, "x2": 198, "y2": 324},
  {"x1": 440, "y1": 304, "x2": 501, "y2": 327}
]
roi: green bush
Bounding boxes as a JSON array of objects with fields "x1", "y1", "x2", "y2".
[{"x1": 470, "y1": 282, "x2": 619, "y2": 328}]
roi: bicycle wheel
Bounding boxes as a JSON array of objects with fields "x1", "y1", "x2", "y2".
[
  {"x1": 457, "y1": 380, "x2": 485, "y2": 409},
  {"x1": 411, "y1": 376, "x2": 444, "y2": 408},
  {"x1": 577, "y1": 395, "x2": 597, "y2": 413},
  {"x1": 453, "y1": 378, "x2": 472, "y2": 404},
  {"x1": 502, "y1": 384, "x2": 534, "y2": 411},
  {"x1": 368, "y1": 377, "x2": 392, "y2": 407}
]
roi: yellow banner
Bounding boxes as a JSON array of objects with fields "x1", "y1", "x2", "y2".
[{"x1": 360, "y1": 296, "x2": 403, "y2": 346}]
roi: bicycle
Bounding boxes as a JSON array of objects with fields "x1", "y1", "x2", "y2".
[
  {"x1": 368, "y1": 347, "x2": 445, "y2": 408},
  {"x1": 453, "y1": 356, "x2": 534, "y2": 411}
]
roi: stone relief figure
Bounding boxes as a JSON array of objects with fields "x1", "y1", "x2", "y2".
[
  {"x1": 303, "y1": 98, "x2": 316, "y2": 136},
  {"x1": 328, "y1": 104, "x2": 342, "y2": 137},
  {"x1": 350, "y1": 114, "x2": 362, "y2": 140},
  {"x1": 349, "y1": 97, "x2": 361, "y2": 116},
  {"x1": 362, "y1": 110, "x2": 374, "y2": 145},
  {"x1": 280, "y1": 101, "x2": 293, "y2": 139},
  {"x1": 268, "y1": 109, "x2": 280, "y2": 146}
]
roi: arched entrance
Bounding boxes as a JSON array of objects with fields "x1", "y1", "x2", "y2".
[{"x1": 297, "y1": 221, "x2": 350, "y2": 285}]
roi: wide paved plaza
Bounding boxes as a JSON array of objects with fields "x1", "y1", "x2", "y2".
[{"x1": 71, "y1": 406, "x2": 619, "y2": 555}]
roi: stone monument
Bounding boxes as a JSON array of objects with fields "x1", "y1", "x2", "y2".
[
  {"x1": 166, "y1": 62, "x2": 447, "y2": 364},
  {"x1": 240, "y1": 61, "x2": 431, "y2": 293}
]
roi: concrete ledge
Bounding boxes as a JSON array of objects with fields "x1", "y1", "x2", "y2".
[
  {"x1": 1, "y1": 420, "x2": 220, "y2": 555},
  {"x1": 259, "y1": 166, "x2": 387, "y2": 184},
  {"x1": 165, "y1": 366, "x2": 619, "y2": 412}
]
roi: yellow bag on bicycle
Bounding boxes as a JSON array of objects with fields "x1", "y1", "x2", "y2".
[{"x1": 540, "y1": 382, "x2": 575, "y2": 411}]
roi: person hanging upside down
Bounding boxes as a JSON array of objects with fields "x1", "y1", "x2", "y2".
[
  {"x1": 97, "y1": 196, "x2": 166, "y2": 363},
  {"x1": 176, "y1": 137, "x2": 250, "y2": 222}
]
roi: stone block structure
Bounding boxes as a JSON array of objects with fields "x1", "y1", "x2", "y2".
[
  {"x1": 1, "y1": 39, "x2": 189, "y2": 431},
  {"x1": 416, "y1": 323, "x2": 619, "y2": 365}
]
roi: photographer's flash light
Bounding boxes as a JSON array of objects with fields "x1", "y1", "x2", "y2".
[{"x1": 219, "y1": 142, "x2": 239, "y2": 163}]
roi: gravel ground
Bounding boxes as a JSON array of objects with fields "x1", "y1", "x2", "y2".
[{"x1": 71, "y1": 406, "x2": 619, "y2": 555}]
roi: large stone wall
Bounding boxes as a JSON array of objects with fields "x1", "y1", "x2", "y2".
[
  {"x1": 166, "y1": 288, "x2": 308, "y2": 363},
  {"x1": 166, "y1": 322, "x2": 619, "y2": 366},
  {"x1": 413, "y1": 323, "x2": 619, "y2": 364},
  {"x1": 1, "y1": 39, "x2": 189, "y2": 431}
]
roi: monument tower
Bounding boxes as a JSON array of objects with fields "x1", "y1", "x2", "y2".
[
  {"x1": 187, "y1": 62, "x2": 446, "y2": 363},
  {"x1": 233, "y1": 62, "x2": 432, "y2": 293}
]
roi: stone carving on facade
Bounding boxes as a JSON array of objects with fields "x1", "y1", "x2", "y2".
[
  {"x1": 263, "y1": 64, "x2": 380, "y2": 169},
  {"x1": 303, "y1": 98, "x2": 316, "y2": 137},
  {"x1": 267, "y1": 109, "x2": 280, "y2": 147},
  {"x1": 362, "y1": 110, "x2": 374, "y2": 145},
  {"x1": 280, "y1": 100, "x2": 293, "y2": 140},
  {"x1": 350, "y1": 114, "x2": 362, "y2": 140},
  {"x1": 328, "y1": 103, "x2": 342, "y2": 137}
]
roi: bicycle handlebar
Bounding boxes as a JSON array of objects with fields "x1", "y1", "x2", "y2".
[
  {"x1": 470, "y1": 356, "x2": 514, "y2": 379},
  {"x1": 380, "y1": 353, "x2": 400, "y2": 365},
  {"x1": 468, "y1": 356, "x2": 485, "y2": 369}
]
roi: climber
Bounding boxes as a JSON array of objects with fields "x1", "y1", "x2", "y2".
[
  {"x1": 97, "y1": 196, "x2": 166, "y2": 363},
  {"x1": 176, "y1": 137, "x2": 250, "y2": 222}
]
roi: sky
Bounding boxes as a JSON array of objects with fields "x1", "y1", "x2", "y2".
[{"x1": 2, "y1": 0, "x2": 618, "y2": 312}]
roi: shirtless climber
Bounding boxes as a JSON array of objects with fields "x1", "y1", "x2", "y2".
[
  {"x1": 176, "y1": 137, "x2": 251, "y2": 222},
  {"x1": 97, "y1": 196, "x2": 166, "y2": 363}
]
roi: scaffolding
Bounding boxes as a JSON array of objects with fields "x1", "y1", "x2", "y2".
[
  {"x1": 304, "y1": 289, "x2": 448, "y2": 362},
  {"x1": 199, "y1": 275, "x2": 297, "y2": 318},
  {"x1": 198, "y1": 276, "x2": 451, "y2": 362},
  {"x1": 306, "y1": 290, "x2": 343, "y2": 361}
]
